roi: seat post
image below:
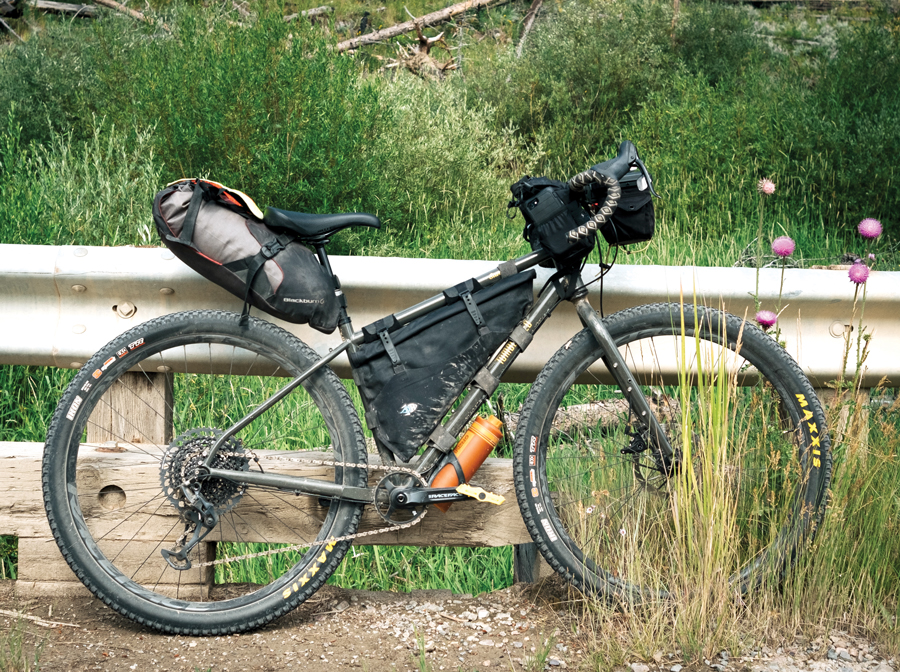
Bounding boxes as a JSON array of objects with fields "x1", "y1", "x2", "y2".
[{"x1": 313, "y1": 243, "x2": 355, "y2": 341}]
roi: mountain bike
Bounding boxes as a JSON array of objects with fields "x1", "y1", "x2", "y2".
[{"x1": 42, "y1": 141, "x2": 831, "y2": 635}]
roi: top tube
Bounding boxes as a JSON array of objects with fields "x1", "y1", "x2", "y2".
[{"x1": 347, "y1": 249, "x2": 550, "y2": 347}]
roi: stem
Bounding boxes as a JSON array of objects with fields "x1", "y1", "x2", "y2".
[
  {"x1": 856, "y1": 283, "x2": 868, "y2": 375},
  {"x1": 773, "y1": 258, "x2": 786, "y2": 343},
  {"x1": 754, "y1": 196, "x2": 765, "y2": 311},
  {"x1": 841, "y1": 284, "x2": 860, "y2": 382}
]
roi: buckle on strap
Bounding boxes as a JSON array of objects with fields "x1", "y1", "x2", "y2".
[{"x1": 260, "y1": 240, "x2": 284, "y2": 259}]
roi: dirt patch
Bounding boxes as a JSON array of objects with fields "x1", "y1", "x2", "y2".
[
  {"x1": 3, "y1": 581, "x2": 896, "y2": 672},
  {"x1": 0, "y1": 579, "x2": 583, "y2": 671}
]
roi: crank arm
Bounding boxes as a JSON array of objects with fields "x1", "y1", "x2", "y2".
[
  {"x1": 393, "y1": 485, "x2": 506, "y2": 508},
  {"x1": 393, "y1": 487, "x2": 474, "y2": 507},
  {"x1": 205, "y1": 467, "x2": 375, "y2": 504}
]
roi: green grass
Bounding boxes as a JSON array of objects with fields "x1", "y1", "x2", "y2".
[
  {"x1": 0, "y1": 0, "x2": 899, "y2": 657},
  {"x1": 0, "y1": 619, "x2": 43, "y2": 672}
]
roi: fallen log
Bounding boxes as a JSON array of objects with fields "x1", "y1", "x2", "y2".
[
  {"x1": 515, "y1": 0, "x2": 542, "y2": 58},
  {"x1": 335, "y1": 0, "x2": 501, "y2": 53},
  {"x1": 283, "y1": 5, "x2": 333, "y2": 22},
  {"x1": 0, "y1": 15, "x2": 22, "y2": 40},
  {"x1": 28, "y1": 0, "x2": 96, "y2": 16}
]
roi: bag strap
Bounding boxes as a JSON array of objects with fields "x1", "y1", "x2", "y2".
[
  {"x1": 460, "y1": 290, "x2": 490, "y2": 337},
  {"x1": 378, "y1": 329, "x2": 405, "y2": 374},
  {"x1": 239, "y1": 239, "x2": 286, "y2": 325},
  {"x1": 165, "y1": 182, "x2": 205, "y2": 249},
  {"x1": 444, "y1": 280, "x2": 490, "y2": 336}
]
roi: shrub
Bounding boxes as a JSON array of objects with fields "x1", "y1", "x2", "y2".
[{"x1": 0, "y1": 117, "x2": 161, "y2": 246}]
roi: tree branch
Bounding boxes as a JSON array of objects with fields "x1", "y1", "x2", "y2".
[
  {"x1": 515, "y1": 0, "x2": 542, "y2": 58},
  {"x1": 335, "y1": 0, "x2": 502, "y2": 53}
]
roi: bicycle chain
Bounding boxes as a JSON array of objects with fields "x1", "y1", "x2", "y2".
[{"x1": 181, "y1": 452, "x2": 428, "y2": 569}]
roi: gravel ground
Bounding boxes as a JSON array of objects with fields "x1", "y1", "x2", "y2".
[{"x1": 0, "y1": 580, "x2": 894, "y2": 672}]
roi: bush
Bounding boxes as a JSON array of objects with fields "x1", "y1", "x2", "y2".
[
  {"x1": 348, "y1": 73, "x2": 541, "y2": 258},
  {"x1": 0, "y1": 117, "x2": 162, "y2": 246},
  {"x1": 0, "y1": 20, "x2": 107, "y2": 146},
  {"x1": 461, "y1": 0, "x2": 673, "y2": 172},
  {"x1": 86, "y1": 10, "x2": 388, "y2": 216}
]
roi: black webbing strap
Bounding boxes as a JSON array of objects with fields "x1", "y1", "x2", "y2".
[
  {"x1": 361, "y1": 315, "x2": 401, "y2": 343},
  {"x1": 497, "y1": 261, "x2": 518, "y2": 278},
  {"x1": 473, "y1": 367, "x2": 500, "y2": 396},
  {"x1": 378, "y1": 330, "x2": 404, "y2": 374},
  {"x1": 508, "y1": 325, "x2": 534, "y2": 351},
  {"x1": 429, "y1": 424, "x2": 457, "y2": 453},
  {"x1": 239, "y1": 239, "x2": 285, "y2": 325},
  {"x1": 461, "y1": 291, "x2": 490, "y2": 336},
  {"x1": 167, "y1": 182, "x2": 205, "y2": 248}
]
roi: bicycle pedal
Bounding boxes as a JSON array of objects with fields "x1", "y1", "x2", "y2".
[{"x1": 455, "y1": 484, "x2": 504, "y2": 505}]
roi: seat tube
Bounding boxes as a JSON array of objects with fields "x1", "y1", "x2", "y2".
[
  {"x1": 314, "y1": 244, "x2": 355, "y2": 343},
  {"x1": 571, "y1": 296, "x2": 674, "y2": 461}
]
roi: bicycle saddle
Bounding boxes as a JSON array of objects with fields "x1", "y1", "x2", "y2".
[{"x1": 264, "y1": 207, "x2": 381, "y2": 243}]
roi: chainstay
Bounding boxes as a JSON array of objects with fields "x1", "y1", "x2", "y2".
[{"x1": 188, "y1": 453, "x2": 428, "y2": 569}]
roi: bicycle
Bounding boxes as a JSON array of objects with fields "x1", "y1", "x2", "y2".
[{"x1": 42, "y1": 141, "x2": 831, "y2": 635}]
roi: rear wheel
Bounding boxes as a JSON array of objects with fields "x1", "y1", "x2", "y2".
[
  {"x1": 514, "y1": 303, "x2": 831, "y2": 600},
  {"x1": 43, "y1": 310, "x2": 366, "y2": 634}
]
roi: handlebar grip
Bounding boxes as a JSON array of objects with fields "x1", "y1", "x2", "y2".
[{"x1": 590, "y1": 140, "x2": 638, "y2": 181}]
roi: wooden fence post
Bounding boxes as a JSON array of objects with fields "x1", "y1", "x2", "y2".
[{"x1": 14, "y1": 372, "x2": 220, "y2": 598}]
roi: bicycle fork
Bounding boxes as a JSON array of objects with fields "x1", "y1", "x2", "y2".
[{"x1": 572, "y1": 296, "x2": 676, "y2": 466}]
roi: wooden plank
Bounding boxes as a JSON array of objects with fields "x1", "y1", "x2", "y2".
[
  {"x1": 86, "y1": 371, "x2": 173, "y2": 446},
  {"x1": 3, "y1": 440, "x2": 539, "y2": 597},
  {"x1": 2, "y1": 443, "x2": 530, "y2": 546}
]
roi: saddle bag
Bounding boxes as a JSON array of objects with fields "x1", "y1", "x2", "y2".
[
  {"x1": 153, "y1": 179, "x2": 340, "y2": 333},
  {"x1": 348, "y1": 271, "x2": 537, "y2": 462}
]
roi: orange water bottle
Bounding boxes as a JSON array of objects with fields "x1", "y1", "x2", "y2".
[{"x1": 430, "y1": 415, "x2": 504, "y2": 512}]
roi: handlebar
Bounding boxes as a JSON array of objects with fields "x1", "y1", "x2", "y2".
[
  {"x1": 591, "y1": 140, "x2": 639, "y2": 181},
  {"x1": 565, "y1": 140, "x2": 657, "y2": 237}
]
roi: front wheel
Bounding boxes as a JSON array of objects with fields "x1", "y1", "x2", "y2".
[
  {"x1": 514, "y1": 303, "x2": 831, "y2": 600},
  {"x1": 43, "y1": 310, "x2": 367, "y2": 634}
]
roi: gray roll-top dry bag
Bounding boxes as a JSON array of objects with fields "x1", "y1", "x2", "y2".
[{"x1": 153, "y1": 179, "x2": 340, "y2": 333}]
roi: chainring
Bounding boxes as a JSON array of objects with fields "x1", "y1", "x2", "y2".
[
  {"x1": 373, "y1": 472, "x2": 428, "y2": 525},
  {"x1": 160, "y1": 427, "x2": 249, "y2": 516}
]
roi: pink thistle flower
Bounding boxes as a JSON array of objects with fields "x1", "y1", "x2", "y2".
[
  {"x1": 858, "y1": 218, "x2": 882, "y2": 239},
  {"x1": 848, "y1": 263, "x2": 870, "y2": 285},
  {"x1": 869, "y1": 253, "x2": 876, "y2": 261},
  {"x1": 757, "y1": 178, "x2": 775, "y2": 196},
  {"x1": 771, "y1": 236, "x2": 795, "y2": 258},
  {"x1": 755, "y1": 310, "x2": 777, "y2": 331}
]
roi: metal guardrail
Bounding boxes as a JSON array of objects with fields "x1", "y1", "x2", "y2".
[{"x1": 1, "y1": 244, "x2": 898, "y2": 386}]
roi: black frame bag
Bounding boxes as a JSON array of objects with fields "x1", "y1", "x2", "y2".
[
  {"x1": 348, "y1": 271, "x2": 536, "y2": 461},
  {"x1": 153, "y1": 179, "x2": 340, "y2": 333}
]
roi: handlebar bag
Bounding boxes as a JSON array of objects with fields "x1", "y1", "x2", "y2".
[
  {"x1": 594, "y1": 170, "x2": 655, "y2": 246},
  {"x1": 348, "y1": 271, "x2": 536, "y2": 462},
  {"x1": 509, "y1": 177, "x2": 595, "y2": 266},
  {"x1": 153, "y1": 179, "x2": 340, "y2": 334}
]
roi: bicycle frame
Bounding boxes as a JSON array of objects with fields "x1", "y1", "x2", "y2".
[{"x1": 202, "y1": 247, "x2": 674, "y2": 502}]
